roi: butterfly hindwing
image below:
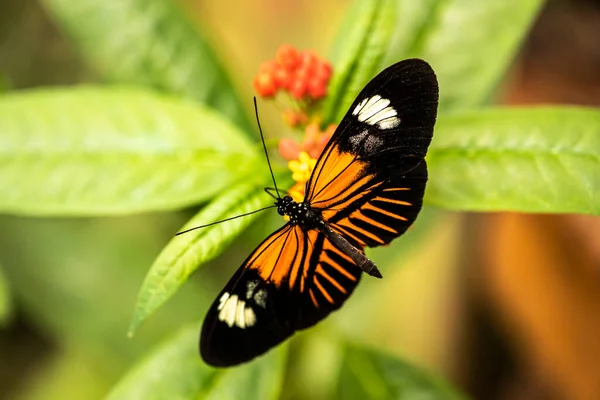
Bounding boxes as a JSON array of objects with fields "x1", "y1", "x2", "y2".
[
  {"x1": 324, "y1": 161, "x2": 427, "y2": 248},
  {"x1": 200, "y1": 225, "x2": 362, "y2": 367}
]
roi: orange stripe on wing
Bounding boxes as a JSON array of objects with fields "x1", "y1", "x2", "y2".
[
  {"x1": 318, "y1": 175, "x2": 373, "y2": 212},
  {"x1": 300, "y1": 230, "x2": 320, "y2": 293},
  {"x1": 332, "y1": 223, "x2": 367, "y2": 248},
  {"x1": 309, "y1": 288, "x2": 319, "y2": 308},
  {"x1": 250, "y1": 226, "x2": 299, "y2": 289},
  {"x1": 339, "y1": 220, "x2": 385, "y2": 245},
  {"x1": 350, "y1": 209, "x2": 399, "y2": 233},
  {"x1": 309, "y1": 147, "x2": 369, "y2": 206},
  {"x1": 372, "y1": 196, "x2": 413, "y2": 207},
  {"x1": 316, "y1": 265, "x2": 347, "y2": 294},
  {"x1": 314, "y1": 277, "x2": 334, "y2": 304},
  {"x1": 320, "y1": 251, "x2": 357, "y2": 282},
  {"x1": 362, "y1": 203, "x2": 409, "y2": 220},
  {"x1": 267, "y1": 231, "x2": 297, "y2": 285},
  {"x1": 287, "y1": 229, "x2": 305, "y2": 290}
]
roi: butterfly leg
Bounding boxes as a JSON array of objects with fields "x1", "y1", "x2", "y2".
[{"x1": 320, "y1": 225, "x2": 382, "y2": 279}]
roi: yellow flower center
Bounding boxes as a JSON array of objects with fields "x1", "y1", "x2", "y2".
[{"x1": 288, "y1": 151, "x2": 317, "y2": 184}]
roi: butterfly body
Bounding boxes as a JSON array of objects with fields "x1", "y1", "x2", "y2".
[
  {"x1": 276, "y1": 195, "x2": 322, "y2": 229},
  {"x1": 201, "y1": 59, "x2": 439, "y2": 367},
  {"x1": 277, "y1": 195, "x2": 381, "y2": 277}
]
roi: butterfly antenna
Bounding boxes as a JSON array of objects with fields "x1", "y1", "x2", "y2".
[
  {"x1": 254, "y1": 97, "x2": 281, "y2": 199},
  {"x1": 175, "y1": 205, "x2": 277, "y2": 236}
]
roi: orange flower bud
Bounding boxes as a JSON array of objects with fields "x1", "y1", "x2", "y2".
[
  {"x1": 324, "y1": 124, "x2": 337, "y2": 136},
  {"x1": 299, "y1": 51, "x2": 317, "y2": 73},
  {"x1": 315, "y1": 61, "x2": 332, "y2": 81},
  {"x1": 253, "y1": 73, "x2": 277, "y2": 97},
  {"x1": 282, "y1": 109, "x2": 308, "y2": 127},
  {"x1": 276, "y1": 45, "x2": 300, "y2": 71},
  {"x1": 307, "y1": 77, "x2": 327, "y2": 99},
  {"x1": 273, "y1": 66, "x2": 292, "y2": 89},
  {"x1": 278, "y1": 138, "x2": 301, "y2": 160},
  {"x1": 315, "y1": 133, "x2": 332, "y2": 156},
  {"x1": 289, "y1": 79, "x2": 307, "y2": 99}
]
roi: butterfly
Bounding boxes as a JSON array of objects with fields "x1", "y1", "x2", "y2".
[{"x1": 200, "y1": 58, "x2": 439, "y2": 367}]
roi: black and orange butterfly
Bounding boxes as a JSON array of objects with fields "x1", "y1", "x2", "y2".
[{"x1": 200, "y1": 59, "x2": 438, "y2": 367}]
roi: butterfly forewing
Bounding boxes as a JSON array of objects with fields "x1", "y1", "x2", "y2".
[
  {"x1": 200, "y1": 225, "x2": 361, "y2": 367},
  {"x1": 307, "y1": 59, "x2": 436, "y2": 198},
  {"x1": 307, "y1": 58, "x2": 437, "y2": 246}
]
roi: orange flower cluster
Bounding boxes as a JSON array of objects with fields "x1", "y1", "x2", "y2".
[
  {"x1": 253, "y1": 45, "x2": 335, "y2": 202},
  {"x1": 253, "y1": 45, "x2": 332, "y2": 101}
]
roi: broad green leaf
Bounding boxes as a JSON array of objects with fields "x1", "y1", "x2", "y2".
[
  {"x1": 0, "y1": 86, "x2": 258, "y2": 216},
  {"x1": 0, "y1": 214, "x2": 212, "y2": 382},
  {"x1": 129, "y1": 178, "x2": 277, "y2": 335},
  {"x1": 322, "y1": 0, "x2": 397, "y2": 125},
  {"x1": 337, "y1": 343, "x2": 466, "y2": 400},
  {"x1": 427, "y1": 107, "x2": 600, "y2": 214},
  {"x1": 0, "y1": 263, "x2": 11, "y2": 325},
  {"x1": 382, "y1": 0, "x2": 439, "y2": 60},
  {"x1": 107, "y1": 324, "x2": 286, "y2": 400},
  {"x1": 41, "y1": 0, "x2": 251, "y2": 130},
  {"x1": 385, "y1": 0, "x2": 545, "y2": 112}
]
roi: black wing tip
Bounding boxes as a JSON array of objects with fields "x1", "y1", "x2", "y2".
[
  {"x1": 199, "y1": 323, "x2": 263, "y2": 368},
  {"x1": 388, "y1": 58, "x2": 439, "y2": 94},
  {"x1": 200, "y1": 348, "x2": 249, "y2": 368}
]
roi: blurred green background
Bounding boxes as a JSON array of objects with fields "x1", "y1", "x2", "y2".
[{"x1": 1, "y1": 0, "x2": 600, "y2": 399}]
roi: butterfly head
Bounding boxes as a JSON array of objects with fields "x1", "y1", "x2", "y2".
[
  {"x1": 276, "y1": 195, "x2": 322, "y2": 228},
  {"x1": 276, "y1": 195, "x2": 294, "y2": 216}
]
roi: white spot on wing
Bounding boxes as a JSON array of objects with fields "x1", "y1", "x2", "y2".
[
  {"x1": 352, "y1": 95, "x2": 400, "y2": 129},
  {"x1": 244, "y1": 307, "x2": 256, "y2": 326},
  {"x1": 352, "y1": 98, "x2": 368, "y2": 116},
  {"x1": 219, "y1": 293, "x2": 238, "y2": 327},
  {"x1": 246, "y1": 280, "x2": 258, "y2": 299},
  {"x1": 378, "y1": 117, "x2": 400, "y2": 129},
  {"x1": 217, "y1": 292, "x2": 230, "y2": 310},
  {"x1": 217, "y1": 292, "x2": 257, "y2": 329},
  {"x1": 254, "y1": 289, "x2": 267, "y2": 308},
  {"x1": 363, "y1": 135, "x2": 383, "y2": 152},
  {"x1": 349, "y1": 129, "x2": 384, "y2": 153},
  {"x1": 235, "y1": 302, "x2": 247, "y2": 328},
  {"x1": 349, "y1": 129, "x2": 369, "y2": 150}
]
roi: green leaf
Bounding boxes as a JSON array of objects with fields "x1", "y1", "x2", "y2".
[
  {"x1": 0, "y1": 214, "x2": 211, "y2": 374},
  {"x1": 41, "y1": 0, "x2": 251, "y2": 130},
  {"x1": 129, "y1": 178, "x2": 276, "y2": 335},
  {"x1": 107, "y1": 324, "x2": 287, "y2": 400},
  {"x1": 427, "y1": 107, "x2": 600, "y2": 214},
  {"x1": 337, "y1": 343, "x2": 466, "y2": 400},
  {"x1": 0, "y1": 86, "x2": 258, "y2": 216},
  {"x1": 322, "y1": 0, "x2": 397, "y2": 125},
  {"x1": 0, "y1": 263, "x2": 11, "y2": 325},
  {"x1": 385, "y1": 0, "x2": 545, "y2": 112}
]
